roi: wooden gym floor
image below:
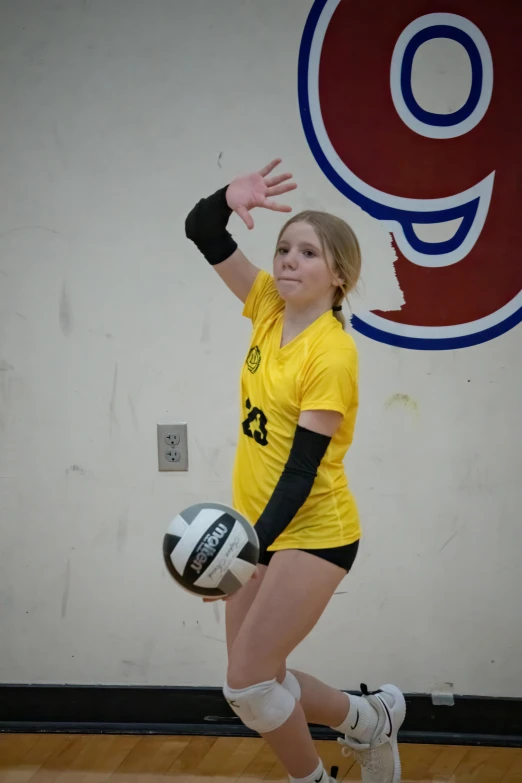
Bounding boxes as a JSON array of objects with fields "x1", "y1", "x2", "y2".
[{"x1": 1, "y1": 734, "x2": 522, "y2": 783}]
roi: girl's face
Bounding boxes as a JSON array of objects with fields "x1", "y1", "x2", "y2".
[{"x1": 273, "y1": 221, "x2": 341, "y2": 308}]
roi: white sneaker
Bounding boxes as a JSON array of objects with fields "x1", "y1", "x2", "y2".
[{"x1": 337, "y1": 683, "x2": 406, "y2": 783}]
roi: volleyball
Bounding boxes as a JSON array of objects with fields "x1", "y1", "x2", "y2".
[{"x1": 163, "y1": 502, "x2": 259, "y2": 598}]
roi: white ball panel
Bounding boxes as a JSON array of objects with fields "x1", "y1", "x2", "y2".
[
  {"x1": 193, "y1": 521, "x2": 248, "y2": 588},
  {"x1": 229, "y1": 556, "x2": 257, "y2": 584},
  {"x1": 166, "y1": 514, "x2": 189, "y2": 538},
  {"x1": 171, "y1": 508, "x2": 227, "y2": 574}
]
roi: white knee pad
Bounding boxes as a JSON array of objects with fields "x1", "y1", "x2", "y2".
[
  {"x1": 282, "y1": 670, "x2": 301, "y2": 701},
  {"x1": 223, "y1": 678, "x2": 296, "y2": 734}
]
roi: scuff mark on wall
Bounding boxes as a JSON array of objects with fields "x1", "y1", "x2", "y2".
[
  {"x1": 110, "y1": 363, "x2": 119, "y2": 434},
  {"x1": 384, "y1": 393, "x2": 418, "y2": 415},
  {"x1": 0, "y1": 225, "x2": 59, "y2": 239},
  {"x1": 439, "y1": 528, "x2": 462, "y2": 553},
  {"x1": 201, "y1": 633, "x2": 225, "y2": 644},
  {"x1": 61, "y1": 559, "x2": 71, "y2": 618},
  {"x1": 0, "y1": 374, "x2": 11, "y2": 430},
  {"x1": 127, "y1": 392, "x2": 140, "y2": 434},
  {"x1": 121, "y1": 639, "x2": 155, "y2": 679},
  {"x1": 66, "y1": 464, "x2": 85, "y2": 475},
  {"x1": 59, "y1": 281, "x2": 73, "y2": 337}
]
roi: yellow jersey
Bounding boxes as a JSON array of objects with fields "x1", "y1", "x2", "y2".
[{"x1": 232, "y1": 269, "x2": 361, "y2": 551}]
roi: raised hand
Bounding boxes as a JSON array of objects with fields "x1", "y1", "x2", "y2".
[{"x1": 226, "y1": 158, "x2": 297, "y2": 230}]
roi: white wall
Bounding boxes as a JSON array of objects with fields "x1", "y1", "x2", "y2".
[{"x1": 0, "y1": 0, "x2": 520, "y2": 697}]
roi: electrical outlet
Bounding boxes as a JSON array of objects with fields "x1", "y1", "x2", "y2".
[{"x1": 157, "y1": 423, "x2": 188, "y2": 471}]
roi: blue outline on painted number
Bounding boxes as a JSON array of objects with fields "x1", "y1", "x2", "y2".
[
  {"x1": 350, "y1": 311, "x2": 522, "y2": 351},
  {"x1": 297, "y1": 0, "x2": 522, "y2": 350},
  {"x1": 401, "y1": 25, "x2": 482, "y2": 128}
]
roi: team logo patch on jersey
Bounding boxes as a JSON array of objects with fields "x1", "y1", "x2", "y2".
[
  {"x1": 298, "y1": 1, "x2": 522, "y2": 350},
  {"x1": 242, "y1": 398, "x2": 268, "y2": 446},
  {"x1": 246, "y1": 346, "x2": 262, "y2": 373}
]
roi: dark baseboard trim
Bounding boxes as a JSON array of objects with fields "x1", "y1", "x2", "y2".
[{"x1": 0, "y1": 685, "x2": 520, "y2": 748}]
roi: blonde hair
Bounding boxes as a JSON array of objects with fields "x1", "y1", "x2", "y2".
[{"x1": 275, "y1": 210, "x2": 361, "y2": 329}]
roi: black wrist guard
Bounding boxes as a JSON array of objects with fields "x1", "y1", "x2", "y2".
[{"x1": 184, "y1": 185, "x2": 238, "y2": 266}]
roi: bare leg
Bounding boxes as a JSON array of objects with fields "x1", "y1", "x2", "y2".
[
  {"x1": 225, "y1": 563, "x2": 291, "y2": 685},
  {"x1": 226, "y1": 550, "x2": 346, "y2": 779},
  {"x1": 289, "y1": 670, "x2": 350, "y2": 728},
  {"x1": 225, "y1": 563, "x2": 351, "y2": 728},
  {"x1": 223, "y1": 553, "x2": 405, "y2": 783}
]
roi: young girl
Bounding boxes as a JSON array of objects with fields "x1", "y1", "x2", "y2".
[{"x1": 185, "y1": 159, "x2": 406, "y2": 783}]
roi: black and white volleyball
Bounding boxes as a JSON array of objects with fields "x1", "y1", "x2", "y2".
[{"x1": 163, "y1": 502, "x2": 259, "y2": 597}]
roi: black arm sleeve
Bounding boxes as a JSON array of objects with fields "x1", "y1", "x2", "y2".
[
  {"x1": 254, "y1": 424, "x2": 332, "y2": 558},
  {"x1": 184, "y1": 185, "x2": 238, "y2": 266}
]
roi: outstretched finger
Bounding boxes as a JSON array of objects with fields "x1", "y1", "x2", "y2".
[
  {"x1": 265, "y1": 172, "x2": 293, "y2": 188},
  {"x1": 266, "y1": 182, "x2": 297, "y2": 197},
  {"x1": 262, "y1": 199, "x2": 293, "y2": 213},
  {"x1": 259, "y1": 158, "x2": 282, "y2": 178},
  {"x1": 236, "y1": 205, "x2": 254, "y2": 230}
]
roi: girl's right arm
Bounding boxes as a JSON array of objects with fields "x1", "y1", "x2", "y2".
[{"x1": 185, "y1": 158, "x2": 296, "y2": 304}]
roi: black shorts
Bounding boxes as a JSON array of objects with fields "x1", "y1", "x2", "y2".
[{"x1": 258, "y1": 539, "x2": 359, "y2": 573}]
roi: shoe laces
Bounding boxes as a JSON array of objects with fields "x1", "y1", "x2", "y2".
[
  {"x1": 351, "y1": 747, "x2": 383, "y2": 775},
  {"x1": 337, "y1": 736, "x2": 370, "y2": 756},
  {"x1": 360, "y1": 682, "x2": 382, "y2": 697}
]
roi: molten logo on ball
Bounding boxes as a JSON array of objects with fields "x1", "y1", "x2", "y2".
[{"x1": 190, "y1": 522, "x2": 228, "y2": 574}]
